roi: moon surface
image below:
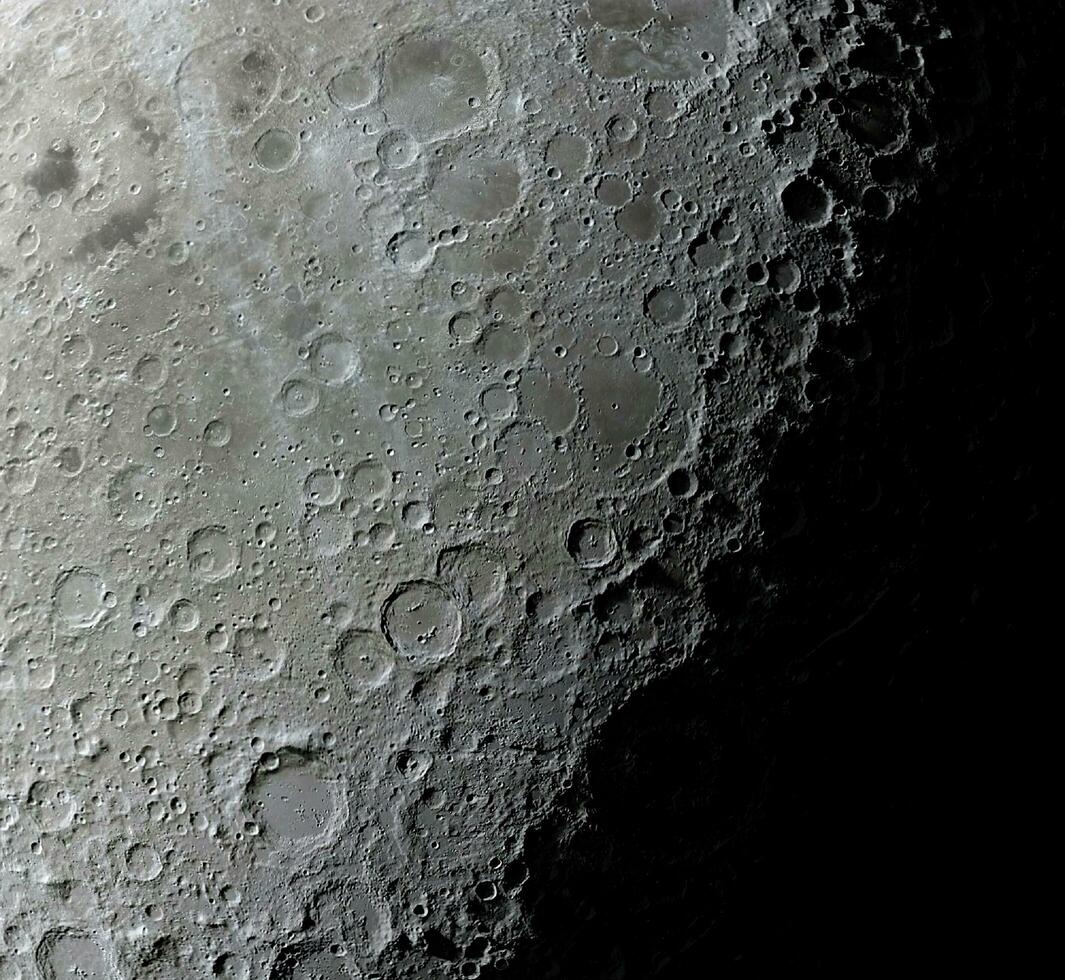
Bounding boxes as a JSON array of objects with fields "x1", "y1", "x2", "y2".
[{"x1": 0, "y1": 1, "x2": 1044, "y2": 977}]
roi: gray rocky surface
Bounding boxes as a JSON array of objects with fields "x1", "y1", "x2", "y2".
[{"x1": 0, "y1": 1, "x2": 1051, "y2": 977}]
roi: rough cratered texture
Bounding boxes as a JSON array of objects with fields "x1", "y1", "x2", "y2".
[{"x1": 0, "y1": 1, "x2": 1049, "y2": 978}]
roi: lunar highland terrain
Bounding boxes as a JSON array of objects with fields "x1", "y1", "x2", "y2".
[{"x1": 0, "y1": 1, "x2": 1050, "y2": 976}]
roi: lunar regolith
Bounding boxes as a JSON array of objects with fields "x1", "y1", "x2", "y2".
[{"x1": 0, "y1": 1, "x2": 1050, "y2": 977}]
